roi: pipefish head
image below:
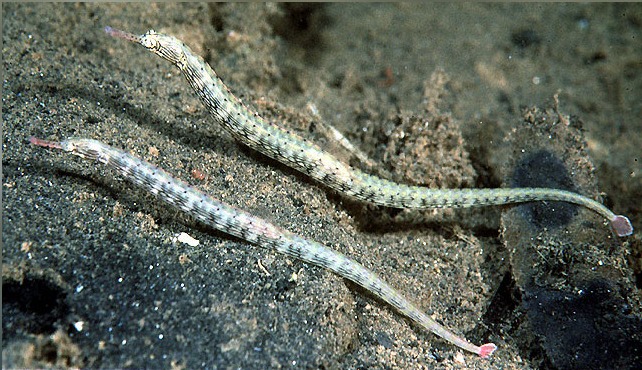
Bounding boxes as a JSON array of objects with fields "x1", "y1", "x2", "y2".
[
  {"x1": 29, "y1": 137, "x2": 106, "y2": 162},
  {"x1": 139, "y1": 30, "x2": 188, "y2": 67},
  {"x1": 105, "y1": 26, "x2": 188, "y2": 67},
  {"x1": 62, "y1": 139, "x2": 111, "y2": 164}
]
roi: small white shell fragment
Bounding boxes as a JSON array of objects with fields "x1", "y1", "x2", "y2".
[
  {"x1": 453, "y1": 351, "x2": 466, "y2": 365},
  {"x1": 176, "y1": 232, "x2": 199, "y2": 247},
  {"x1": 73, "y1": 321, "x2": 85, "y2": 332}
]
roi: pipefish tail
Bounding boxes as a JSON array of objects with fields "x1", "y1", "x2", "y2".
[
  {"x1": 104, "y1": 26, "x2": 633, "y2": 237},
  {"x1": 29, "y1": 136, "x2": 497, "y2": 358}
]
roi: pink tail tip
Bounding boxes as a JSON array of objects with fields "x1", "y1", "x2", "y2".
[
  {"x1": 29, "y1": 136, "x2": 62, "y2": 149},
  {"x1": 478, "y1": 343, "x2": 497, "y2": 358},
  {"x1": 104, "y1": 26, "x2": 140, "y2": 43},
  {"x1": 611, "y1": 215, "x2": 633, "y2": 237}
]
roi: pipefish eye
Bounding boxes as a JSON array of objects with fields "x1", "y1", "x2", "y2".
[
  {"x1": 57, "y1": 140, "x2": 75, "y2": 153},
  {"x1": 139, "y1": 34, "x2": 159, "y2": 51}
]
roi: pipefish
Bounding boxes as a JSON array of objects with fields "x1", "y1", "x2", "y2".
[{"x1": 104, "y1": 26, "x2": 633, "y2": 237}]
